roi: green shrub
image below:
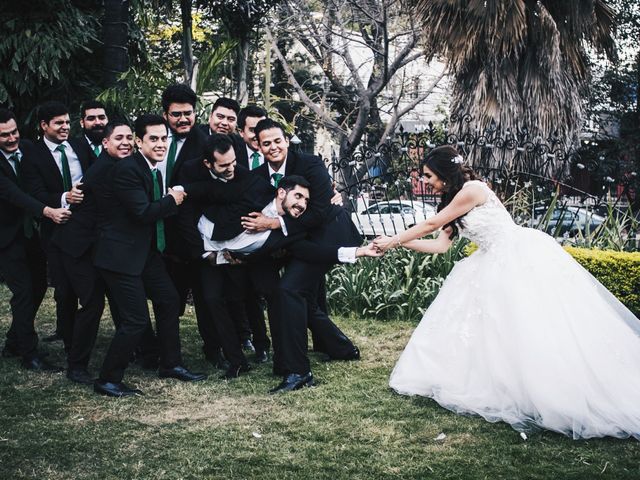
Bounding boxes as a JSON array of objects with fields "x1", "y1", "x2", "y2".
[
  {"x1": 328, "y1": 242, "x2": 639, "y2": 321},
  {"x1": 564, "y1": 247, "x2": 640, "y2": 316},
  {"x1": 326, "y1": 239, "x2": 468, "y2": 321}
]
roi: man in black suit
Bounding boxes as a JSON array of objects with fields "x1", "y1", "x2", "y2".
[
  {"x1": 178, "y1": 135, "x2": 277, "y2": 379},
  {"x1": 199, "y1": 97, "x2": 240, "y2": 137},
  {"x1": 78, "y1": 100, "x2": 109, "y2": 160},
  {"x1": 159, "y1": 83, "x2": 225, "y2": 367},
  {"x1": 246, "y1": 119, "x2": 363, "y2": 393},
  {"x1": 22, "y1": 101, "x2": 93, "y2": 345},
  {"x1": 48, "y1": 121, "x2": 135, "y2": 384},
  {"x1": 234, "y1": 105, "x2": 267, "y2": 171},
  {"x1": 93, "y1": 114, "x2": 205, "y2": 397},
  {"x1": 0, "y1": 108, "x2": 70, "y2": 371}
]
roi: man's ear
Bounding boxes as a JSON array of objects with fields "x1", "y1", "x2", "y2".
[{"x1": 276, "y1": 187, "x2": 286, "y2": 199}]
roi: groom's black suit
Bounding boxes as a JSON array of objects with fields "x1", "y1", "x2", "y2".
[
  {"x1": 93, "y1": 152, "x2": 182, "y2": 383},
  {"x1": 252, "y1": 151, "x2": 362, "y2": 375}
]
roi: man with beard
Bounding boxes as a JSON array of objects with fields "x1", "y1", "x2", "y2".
[
  {"x1": 78, "y1": 101, "x2": 109, "y2": 160},
  {"x1": 244, "y1": 119, "x2": 363, "y2": 393},
  {"x1": 22, "y1": 101, "x2": 93, "y2": 345},
  {"x1": 93, "y1": 114, "x2": 205, "y2": 397},
  {"x1": 0, "y1": 108, "x2": 70, "y2": 371},
  {"x1": 158, "y1": 84, "x2": 225, "y2": 369}
]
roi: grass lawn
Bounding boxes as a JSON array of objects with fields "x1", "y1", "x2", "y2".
[{"x1": 1, "y1": 286, "x2": 638, "y2": 480}]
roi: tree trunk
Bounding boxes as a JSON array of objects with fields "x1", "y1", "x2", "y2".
[
  {"x1": 235, "y1": 34, "x2": 250, "y2": 106},
  {"x1": 102, "y1": 0, "x2": 129, "y2": 87},
  {"x1": 180, "y1": 0, "x2": 194, "y2": 86}
]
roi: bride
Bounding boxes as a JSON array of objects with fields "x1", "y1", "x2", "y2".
[{"x1": 373, "y1": 145, "x2": 640, "y2": 440}]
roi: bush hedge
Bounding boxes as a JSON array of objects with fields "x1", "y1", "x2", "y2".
[{"x1": 564, "y1": 246, "x2": 640, "y2": 317}]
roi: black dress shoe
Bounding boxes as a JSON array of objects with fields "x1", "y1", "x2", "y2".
[
  {"x1": 21, "y1": 356, "x2": 63, "y2": 372},
  {"x1": 269, "y1": 372, "x2": 314, "y2": 394},
  {"x1": 42, "y1": 332, "x2": 63, "y2": 343},
  {"x1": 219, "y1": 363, "x2": 251, "y2": 380},
  {"x1": 241, "y1": 338, "x2": 255, "y2": 353},
  {"x1": 323, "y1": 346, "x2": 361, "y2": 362},
  {"x1": 94, "y1": 380, "x2": 143, "y2": 397},
  {"x1": 67, "y1": 368, "x2": 94, "y2": 385},
  {"x1": 254, "y1": 350, "x2": 269, "y2": 364},
  {"x1": 158, "y1": 365, "x2": 207, "y2": 382}
]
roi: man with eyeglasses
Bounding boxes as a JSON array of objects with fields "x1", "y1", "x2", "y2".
[
  {"x1": 78, "y1": 100, "x2": 109, "y2": 160},
  {"x1": 158, "y1": 84, "x2": 226, "y2": 369}
]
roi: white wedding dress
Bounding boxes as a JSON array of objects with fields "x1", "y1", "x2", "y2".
[{"x1": 389, "y1": 180, "x2": 640, "y2": 439}]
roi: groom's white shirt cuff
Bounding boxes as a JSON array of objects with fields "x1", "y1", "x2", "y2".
[{"x1": 338, "y1": 247, "x2": 358, "y2": 264}]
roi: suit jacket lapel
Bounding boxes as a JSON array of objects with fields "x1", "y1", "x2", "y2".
[
  {"x1": 0, "y1": 155, "x2": 18, "y2": 182},
  {"x1": 37, "y1": 139, "x2": 64, "y2": 187}
]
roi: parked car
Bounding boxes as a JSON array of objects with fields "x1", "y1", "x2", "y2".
[
  {"x1": 351, "y1": 200, "x2": 437, "y2": 238},
  {"x1": 532, "y1": 205, "x2": 605, "y2": 237}
]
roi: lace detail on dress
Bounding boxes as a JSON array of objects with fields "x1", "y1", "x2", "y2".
[{"x1": 458, "y1": 180, "x2": 516, "y2": 251}]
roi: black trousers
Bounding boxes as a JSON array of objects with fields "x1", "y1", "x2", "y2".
[
  {"x1": 1, "y1": 233, "x2": 47, "y2": 360},
  {"x1": 271, "y1": 259, "x2": 354, "y2": 375},
  {"x1": 164, "y1": 255, "x2": 221, "y2": 358},
  {"x1": 46, "y1": 242, "x2": 77, "y2": 339},
  {"x1": 199, "y1": 262, "x2": 249, "y2": 368},
  {"x1": 56, "y1": 248, "x2": 105, "y2": 370},
  {"x1": 97, "y1": 250, "x2": 182, "y2": 383},
  {"x1": 225, "y1": 266, "x2": 271, "y2": 354}
]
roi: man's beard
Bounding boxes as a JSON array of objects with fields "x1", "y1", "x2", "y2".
[
  {"x1": 172, "y1": 122, "x2": 192, "y2": 139},
  {"x1": 84, "y1": 127, "x2": 105, "y2": 144}
]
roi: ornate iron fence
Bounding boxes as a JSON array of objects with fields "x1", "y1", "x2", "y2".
[{"x1": 324, "y1": 112, "x2": 638, "y2": 249}]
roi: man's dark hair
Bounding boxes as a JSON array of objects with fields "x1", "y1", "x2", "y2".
[
  {"x1": 0, "y1": 108, "x2": 17, "y2": 124},
  {"x1": 278, "y1": 175, "x2": 310, "y2": 193},
  {"x1": 37, "y1": 101, "x2": 69, "y2": 124},
  {"x1": 161, "y1": 83, "x2": 197, "y2": 112},
  {"x1": 103, "y1": 120, "x2": 132, "y2": 139},
  {"x1": 238, "y1": 105, "x2": 267, "y2": 129},
  {"x1": 80, "y1": 100, "x2": 107, "y2": 119},
  {"x1": 254, "y1": 118, "x2": 287, "y2": 141},
  {"x1": 211, "y1": 97, "x2": 240, "y2": 115},
  {"x1": 205, "y1": 133, "x2": 234, "y2": 163},
  {"x1": 134, "y1": 114, "x2": 167, "y2": 139}
]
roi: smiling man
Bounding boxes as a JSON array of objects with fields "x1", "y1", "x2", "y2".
[
  {"x1": 201, "y1": 97, "x2": 240, "y2": 136},
  {"x1": 0, "y1": 108, "x2": 70, "y2": 372},
  {"x1": 22, "y1": 101, "x2": 94, "y2": 346},
  {"x1": 92, "y1": 114, "x2": 205, "y2": 397}
]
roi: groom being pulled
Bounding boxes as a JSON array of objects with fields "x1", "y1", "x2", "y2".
[{"x1": 180, "y1": 134, "x2": 377, "y2": 386}]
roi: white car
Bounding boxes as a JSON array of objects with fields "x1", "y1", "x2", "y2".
[{"x1": 351, "y1": 200, "x2": 437, "y2": 238}]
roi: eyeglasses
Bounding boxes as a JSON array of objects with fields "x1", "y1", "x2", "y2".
[
  {"x1": 168, "y1": 110, "x2": 194, "y2": 118},
  {"x1": 84, "y1": 115, "x2": 107, "y2": 121}
]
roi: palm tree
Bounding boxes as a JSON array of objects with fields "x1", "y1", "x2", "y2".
[{"x1": 410, "y1": 0, "x2": 617, "y2": 162}]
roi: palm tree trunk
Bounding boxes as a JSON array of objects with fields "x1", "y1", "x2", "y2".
[
  {"x1": 180, "y1": 0, "x2": 194, "y2": 86},
  {"x1": 102, "y1": 0, "x2": 129, "y2": 87}
]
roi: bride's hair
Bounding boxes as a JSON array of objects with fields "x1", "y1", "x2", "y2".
[{"x1": 423, "y1": 145, "x2": 477, "y2": 238}]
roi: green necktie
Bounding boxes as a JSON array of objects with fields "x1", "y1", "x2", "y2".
[
  {"x1": 166, "y1": 137, "x2": 177, "y2": 186},
  {"x1": 151, "y1": 169, "x2": 166, "y2": 253},
  {"x1": 250, "y1": 151, "x2": 261, "y2": 170},
  {"x1": 11, "y1": 153, "x2": 34, "y2": 238},
  {"x1": 93, "y1": 144, "x2": 101, "y2": 157},
  {"x1": 56, "y1": 144, "x2": 72, "y2": 191},
  {"x1": 271, "y1": 172, "x2": 283, "y2": 188}
]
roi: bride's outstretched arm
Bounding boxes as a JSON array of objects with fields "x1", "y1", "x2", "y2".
[
  {"x1": 373, "y1": 184, "x2": 485, "y2": 252},
  {"x1": 402, "y1": 229, "x2": 453, "y2": 254}
]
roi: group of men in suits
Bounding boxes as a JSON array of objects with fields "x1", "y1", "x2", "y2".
[{"x1": 0, "y1": 83, "x2": 379, "y2": 396}]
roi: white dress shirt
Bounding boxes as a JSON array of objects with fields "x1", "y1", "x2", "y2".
[
  {"x1": 43, "y1": 136, "x2": 83, "y2": 208},
  {"x1": 1, "y1": 149, "x2": 20, "y2": 175}
]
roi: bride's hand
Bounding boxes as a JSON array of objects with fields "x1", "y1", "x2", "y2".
[
  {"x1": 373, "y1": 235, "x2": 395, "y2": 252},
  {"x1": 356, "y1": 243, "x2": 384, "y2": 258}
]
